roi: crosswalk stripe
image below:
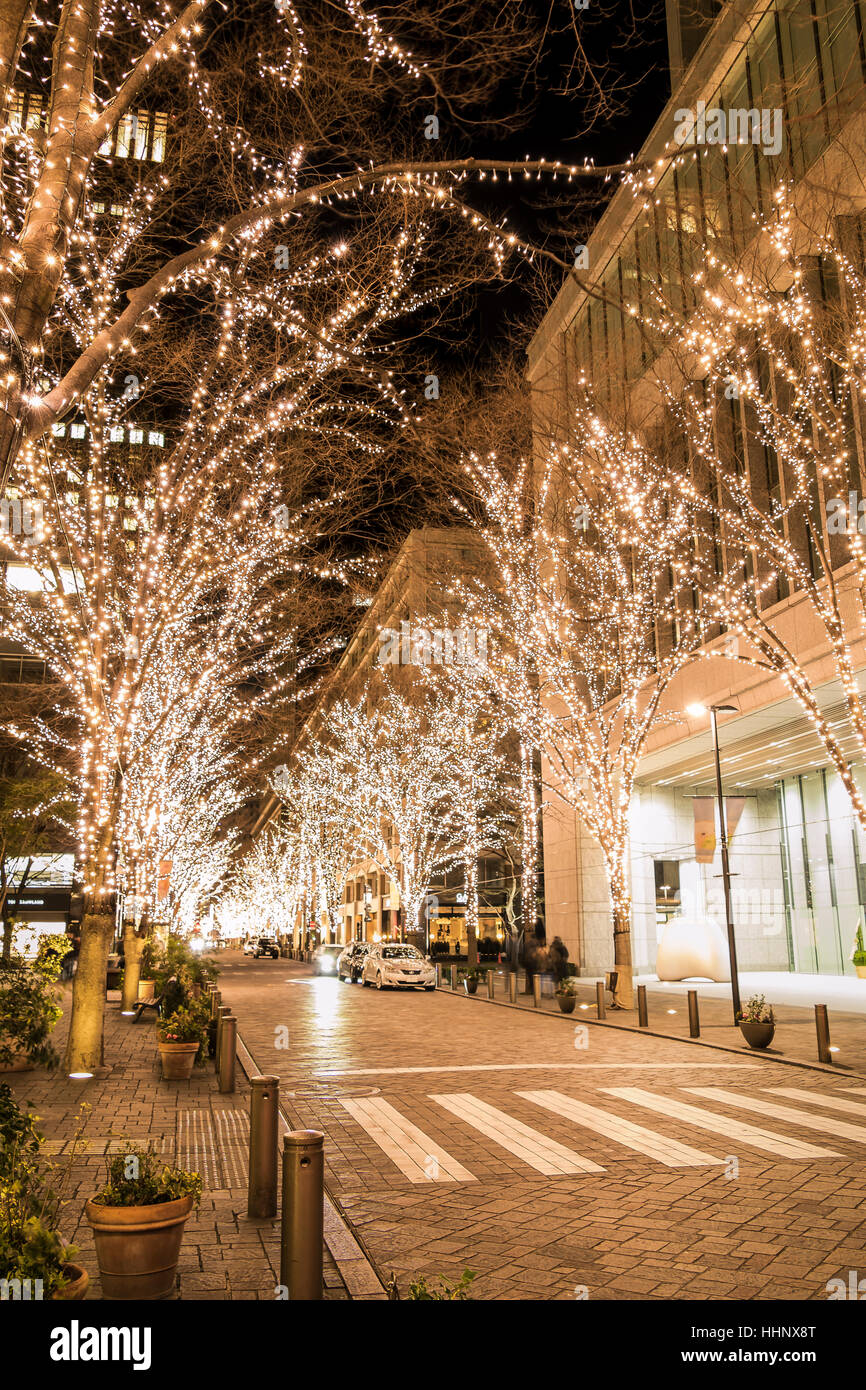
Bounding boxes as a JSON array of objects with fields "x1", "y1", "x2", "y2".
[
  {"x1": 603, "y1": 1087, "x2": 842, "y2": 1159},
  {"x1": 767, "y1": 1088, "x2": 866, "y2": 1118},
  {"x1": 340, "y1": 1097, "x2": 476, "y2": 1183},
  {"x1": 685, "y1": 1087, "x2": 866, "y2": 1144},
  {"x1": 430, "y1": 1094, "x2": 605, "y2": 1176},
  {"x1": 518, "y1": 1090, "x2": 725, "y2": 1167}
]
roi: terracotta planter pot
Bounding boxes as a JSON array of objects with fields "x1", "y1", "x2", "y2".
[
  {"x1": 52, "y1": 1262, "x2": 89, "y2": 1300},
  {"x1": 137, "y1": 979, "x2": 156, "y2": 1002},
  {"x1": 557, "y1": 994, "x2": 577, "y2": 1013},
  {"x1": 157, "y1": 1040, "x2": 199, "y2": 1079},
  {"x1": 85, "y1": 1194, "x2": 193, "y2": 1300},
  {"x1": 739, "y1": 1019, "x2": 775, "y2": 1049}
]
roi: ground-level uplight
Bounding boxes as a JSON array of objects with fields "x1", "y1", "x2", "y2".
[{"x1": 68, "y1": 1071, "x2": 94, "y2": 1080}]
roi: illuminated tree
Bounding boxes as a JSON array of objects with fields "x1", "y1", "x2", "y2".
[{"x1": 465, "y1": 403, "x2": 708, "y2": 1007}]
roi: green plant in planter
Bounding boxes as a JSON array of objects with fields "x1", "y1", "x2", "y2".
[
  {"x1": 737, "y1": 993, "x2": 774, "y2": 1025},
  {"x1": 92, "y1": 1146, "x2": 202, "y2": 1209},
  {"x1": 464, "y1": 968, "x2": 481, "y2": 982},
  {"x1": 0, "y1": 1085, "x2": 83, "y2": 1295},
  {"x1": 555, "y1": 976, "x2": 579, "y2": 996},
  {"x1": 156, "y1": 1003, "x2": 209, "y2": 1065},
  {"x1": 852, "y1": 924, "x2": 866, "y2": 970}
]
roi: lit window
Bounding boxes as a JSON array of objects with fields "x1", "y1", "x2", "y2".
[
  {"x1": 69, "y1": 423, "x2": 85, "y2": 439},
  {"x1": 52, "y1": 424, "x2": 66, "y2": 437},
  {"x1": 110, "y1": 204, "x2": 124, "y2": 218},
  {"x1": 152, "y1": 113, "x2": 167, "y2": 163},
  {"x1": 109, "y1": 427, "x2": 124, "y2": 442},
  {"x1": 5, "y1": 565, "x2": 44, "y2": 592},
  {"x1": 128, "y1": 428, "x2": 143, "y2": 445},
  {"x1": 147, "y1": 430, "x2": 164, "y2": 447}
]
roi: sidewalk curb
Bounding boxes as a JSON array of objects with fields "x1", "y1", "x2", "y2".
[
  {"x1": 435, "y1": 984, "x2": 866, "y2": 1081},
  {"x1": 234, "y1": 1029, "x2": 388, "y2": 1301}
]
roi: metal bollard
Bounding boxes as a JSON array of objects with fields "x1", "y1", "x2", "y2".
[
  {"x1": 280, "y1": 1131, "x2": 324, "y2": 1300},
  {"x1": 218, "y1": 1016, "x2": 237, "y2": 1093},
  {"x1": 487, "y1": 970, "x2": 495, "y2": 1000},
  {"x1": 210, "y1": 988, "x2": 222, "y2": 1020},
  {"x1": 435, "y1": 964, "x2": 441, "y2": 988},
  {"x1": 637, "y1": 984, "x2": 648, "y2": 1028},
  {"x1": 815, "y1": 1004, "x2": 832, "y2": 1064},
  {"x1": 450, "y1": 964, "x2": 457, "y2": 990},
  {"x1": 596, "y1": 980, "x2": 606, "y2": 1020},
  {"x1": 508, "y1": 971, "x2": 517, "y2": 1005},
  {"x1": 248, "y1": 1075, "x2": 280, "y2": 1218},
  {"x1": 688, "y1": 990, "x2": 700, "y2": 1038},
  {"x1": 532, "y1": 974, "x2": 541, "y2": 1009},
  {"x1": 216, "y1": 1004, "x2": 230, "y2": 1069}
]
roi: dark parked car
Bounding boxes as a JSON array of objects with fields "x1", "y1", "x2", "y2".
[
  {"x1": 337, "y1": 940, "x2": 371, "y2": 982},
  {"x1": 254, "y1": 936, "x2": 279, "y2": 959}
]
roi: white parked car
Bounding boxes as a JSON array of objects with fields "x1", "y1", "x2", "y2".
[{"x1": 361, "y1": 942, "x2": 436, "y2": 991}]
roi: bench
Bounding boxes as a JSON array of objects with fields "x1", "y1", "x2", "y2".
[{"x1": 132, "y1": 990, "x2": 165, "y2": 1023}]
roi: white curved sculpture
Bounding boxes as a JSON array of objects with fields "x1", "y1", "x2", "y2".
[{"x1": 655, "y1": 915, "x2": 731, "y2": 983}]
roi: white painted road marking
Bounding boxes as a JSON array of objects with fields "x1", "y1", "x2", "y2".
[
  {"x1": 340, "y1": 1097, "x2": 476, "y2": 1183},
  {"x1": 686, "y1": 1087, "x2": 866, "y2": 1144},
  {"x1": 767, "y1": 1088, "x2": 866, "y2": 1118},
  {"x1": 431, "y1": 1094, "x2": 605, "y2": 1176},
  {"x1": 518, "y1": 1090, "x2": 725, "y2": 1167},
  {"x1": 603, "y1": 1087, "x2": 842, "y2": 1160},
  {"x1": 315, "y1": 1062, "x2": 759, "y2": 1077}
]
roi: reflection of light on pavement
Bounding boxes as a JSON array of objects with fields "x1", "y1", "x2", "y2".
[{"x1": 310, "y1": 976, "x2": 341, "y2": 1036}]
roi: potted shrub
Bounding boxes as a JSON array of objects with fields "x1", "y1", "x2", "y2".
[
  {"x1": 85, "y1": 1146, "x2": 202, "y2": 1300},
  {"x1": 463, "y1": 968, "x2": 480, "y2": 995},
  {"x1": 0, "y1": 1082, "x2": 87, "y2": 1299},
  {"x1": 737, "y1": 994, "x2": 775, "y2": 1049},
  {"x1": 556, "y1": 977, "x2": 579, "y2": 1013},
  {"x1": 156, "y1": 1003, "x2": 208, "y2": 1080},
  {"x1": 852, "y1": 925, "x2": 866, "y2": 980}
]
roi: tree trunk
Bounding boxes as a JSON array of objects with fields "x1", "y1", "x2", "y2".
[
  {"x1": 120, "y1": 918, "x2": 144, "y2": 1013},
  {"x1": 612, "y1": 903, "x2": 634, "y2": 1010},
  {"x1": 64, "y1": 908, "x2": 114, "y2": 1073},
  {"x1": 1, "y1": 916, "x2": 13, "y2": 961}
]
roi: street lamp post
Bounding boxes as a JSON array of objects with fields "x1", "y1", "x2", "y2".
[{"x1": 688, "y1": 702, "x2": 741, "y2": 1023}]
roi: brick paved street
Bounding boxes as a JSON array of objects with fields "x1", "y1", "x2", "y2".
[
  {"x1": 5, "y1": 987, "x2": 351, "y2": 1300},
  {"x1": 221, "y1": 955, "x2": 866, "y2": 1302}
]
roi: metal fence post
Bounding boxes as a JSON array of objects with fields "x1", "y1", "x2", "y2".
[
  {"x1": 487, "y1": 970, "x2": 495, "y2": 1000},
  {"x1": 815, "y1": 1004, "x2": 832, "y2": 1064},
  {"x1": 508, "y1": 971, "x2": 517, "y2": 1005},
  {"x1": 215, "y1": 1004, "x2": 230, "y2": 1069},
  {"x1": 280, "y1": 1130, "x2": 324, "y2": 1300},
  {"x1": 688, "y1": 990, "x2": 700, "y2": 1038},
  {"x1": 596, "y1": 980, "x2": 606, "y2": 1020},
  {"x1": 248, "y1": 1075, "x2": 280, "y2": 1218},
  {"x1": 218, "y1": 1016, "x2": 237, "y2": 1092},
  {"x1": 637, "y1": 984, "x2": 648, "y2": 1028}
]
